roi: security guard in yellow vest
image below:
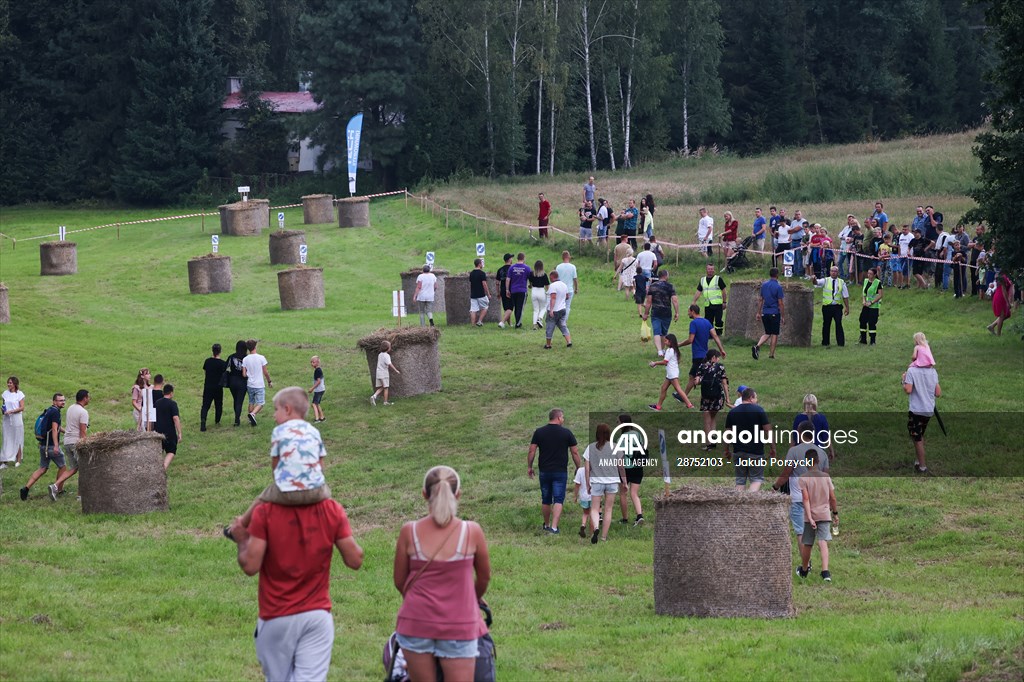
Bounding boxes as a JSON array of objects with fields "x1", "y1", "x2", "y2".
[
  {"x1": 813, "y1": 265, "x2": 850, "y2": 346},
  {"x1": 691, "y1": 263, "x2": 727, "y2": 335},
  {"x1": 859, "y1": 267, "x2": 883, "y2": 345}
]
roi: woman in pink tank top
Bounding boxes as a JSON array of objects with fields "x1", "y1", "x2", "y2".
[{"x1": 394, "y1": 466, "x2": 491, "y2": 681}]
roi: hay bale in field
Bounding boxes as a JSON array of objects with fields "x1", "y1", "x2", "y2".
[
  {"x1": 0, "y1": 282, "x2": 9, "y2": 323},
  {"x1": 269, "y1": 229, "x2": 306, "y2": 265},
  {"x1": 278, "y1": 266, "x2": 325, "y2": 310},
  {"x1": 77, "y1": 431, "x2": 168, "y2": 514},
  {"x1": 338, "y1": 197, "x2": 370, "y2": 228},
  {"x1": 654, "y1": 485, "x2": 793, "y2": 618},
  {"x1": 219, "y1": 199, "x2": 269, "y2": 236},
  {"x1": 358, "y1": 327, "x2": 441, "y2": 398},
  {"x1": 302, "y1": 194, "x2": 334, "y2": 225},
  {"x1": 187, "y1": 254, "x2": 233, "y2": 294},
  {"x1": 401, "y1": 268, "x2": 449, "y2": 314},
  {"x1": 39, "y1": 241, "x2": 77, "y2": 276},
  {"x1": 726, "y1": 280, "x2": 813, "y2": 347},
  {"x1": 443, "y1": 272, "x2": 501, "y2": 325}
]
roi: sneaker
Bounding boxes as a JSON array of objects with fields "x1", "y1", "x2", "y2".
[
  {"x1": 542, "y1": 524, "x2": 550, "y2": 532},
  {"x1": 498, "y1": 321, "x2": 505, "y2": 329},
  {"x1": 547, "y1": 527, "x2": 560, "y2": 535},
  {"x1": 579, "y1": 525, "x2": 586, "y2": 538},
  {"x1": 591, "y1": 529, "x2": 600, "y2": 544},
  {"x1": 48, "y1": 483, "x2": 58, "y2": 501},
  {"x1": 914, "y1": 463, "x2": 928, "y2": 474},
  {"x1": 222, "y1": 526, "x2": 235, "y2": 541},
  {"x1": 821, "y1": 570, "x2": 832, "y2": 582},
  {"x1": 20, "y1": 486, "x2": 29, "y2": 501},
  {"x1": 796, "y1": 566, "x2": 809, "y2": 578},
  {"x1": 619, "y1": 518, "x2": 629, "y2": 524},
  {"x1": 648, "y1": 404, "x2": 662, "y2": 411},
  {"x1": 382, "y1": 401, "x2": 394, "y2": 406},
  {"x1": 634, "y1": 515, "x2": 645, "y2": 527},
  {"x1": 752, "y1": 344, "x2": 760, "y2": 360},
  {"x1": 14, "y1": 461, "x2": 20, "y2": 467},
  {"x1": 515, "y1": 323, "x2": 523, "y2": 329},
  {"x1": 369, "y1": 395, "x2": 377, "y2": 406},
  {"x1": 247, "y1": 413, "x2": 257, "y2": 426},
  {"x1": 543, "y1": 344, "x2": 552, "y2": 349},
  {"x1": 672, "y1": 391, "x2": 684, "y2": 403},
  {"x1": 566, "y1": 343, "x2": 572, "y2": 348},
  {"x1": 200, "y1": 425, "x2": 207, "y2": 432},
  {"x1": 475, "y1": 322, "x2": 483, "y2": 327}
]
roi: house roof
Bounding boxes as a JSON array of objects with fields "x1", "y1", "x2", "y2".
[{"x1": 222, "y1": 91, "x2": 320, "y2": 114}]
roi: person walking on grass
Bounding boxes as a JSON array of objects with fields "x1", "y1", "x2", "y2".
[
  {"x1": 496, "y1": 253, "x2": 514, "y2": 329},
  {"x1": 555, "y1": 251, "x2": 579, "y2": 320},
  {"x1": 674, "y1": 305, "x2": 726, "y2": 408},
  {"x1": 648, "y1": 334, "x2": 691, "y2": 411},
  {"x1": 200, "y1": 343, "x2": 226, "y2": 432},
  {"x1": 752, "y1": 268, "x2": 785, "y2": 360},
  {"x1": 309, "y1": 356, "x2": 326, "y2": 423},
  {"x1": 468, "y1": 258, "x2": 492, "y2": 327},
  {"x1": 51, "y1": 389, "x2": 89, "y2": 500},
  {"x1": 694, "y1": 350, "x2": 728, "y2": 450},
  {"x1": 413, "y1": 265, "x2": 437, "y2": 327},
  {"x1": 527, "y1": 408, "x2": 581, "y2": 535},
  {"x1": 987, "y1": 272, "x2": 1014, "y2": 336},
  {"x1": 584, "y1": 423, "x2": 624, "y2": 544},
  {"x1": 772, "y1": 421, "x2": 830, "y2": 539},
  {"x1": 903, "y1": 363, "x2": 941, "y2": 474},
  {"x1": 616, "y1": 413, "x2": 646, "y2": 527},
  {"x1": 859, "y1": 267, "x2": 883, "y2": 345},
  {"x1": 155, "y1": 384, "x2": 182, "y2": 471},
  {"x1": 796, "y1": 449, "x2": 838, "y2": 582},
  {"x1": 371, "y1": 341, "x2": 400, "y2": 406},
  {"x1": 642, "y1": 269, "x2": 680, "y2": 358},
  {"x1": 724, "y1": 388, "x2": 774, "y2": 492},
  {"x1": 226, "y1": 342, "x2": 249, "y2": 427},
  {"x1": 544, "y1": 270, "x2": 572, "y2": 349},
  {"x1": 506, "y1": 252, "x2": 532, "y2": 329},
  {"x1": 20, "y1": 393, "x2": 66, "y2": 501},
  {"x1": 538, "y1": 192, "x2": 551, "y2": 239},
  {"x1": 573, "y1": 456, "x2": 594, "y2": 538},
  {"x1": 2, "y1": 376, "x2": 26, "y2": 468},
  {"x1": 529, "y1": 260, "x2": 549, "y2": 330},
  {"x1": 242, "y1": 339, "x2": 272, "y2": 426}
]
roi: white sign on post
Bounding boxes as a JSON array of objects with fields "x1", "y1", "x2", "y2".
[
  {"x1": 783, "y1": 250, "x2": 794, "y2": 265},
  {"x1": 238, "y1": 185, "x2": 250, "y2": 202},
  {"x1": 299, "y1": 244, "x2": 308, "y2": 265},
  {"x1": 425, "y1": 252, "x2": 435, "y2": 267},
  {"x1": 211, "y1": 234, "x2": 219, "y2": 254},
  {"x1": 392, "y1": 290, "x2": 406, "y2": 317},
  {"x1": 476, "y1": 243, "x2": 486, "y2": 257},
  {"x1": 784, "y1": 265, "x2": 793, "y2": 278},
  {"x1": 278, "y1": 212, "x2": 285, "y2": 229},
  {"x1": 58, "y1": 225, "x2": 66, "y2": 241}
]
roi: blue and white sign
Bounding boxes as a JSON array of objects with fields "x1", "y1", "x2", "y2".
[
  {"x1": 346, "y1": 113, "x2": 364, "y2": 196},
  {"x1": 299, "y1": 244, "x2": 308, "y2": 265},
  {"x1": 783, "y1": 250, "x2": 794, "y2": 265},
  {"x1": 425, "y1": 252, "x2": 435, "y2": 266},
  {"x1": 476, "y1": 243, "x2": 486, "y2": 257},
  {"x1": 278, "y1": 212, "x2": 285, "y2": 229},
  {"x1": 211, "y1": 235, "x2": 219, "y2": 254}
]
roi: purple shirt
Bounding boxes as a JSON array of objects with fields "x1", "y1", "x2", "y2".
[{"x1": 508, "y1": 262, "x2": 532, "y2": 294}]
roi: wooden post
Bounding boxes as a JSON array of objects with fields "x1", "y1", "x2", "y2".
[
  {"x1": 676, "y1": 246, "x2": 680, "y2": 266},
  {"x1": 445, "y1": 206, "x2": 449, "y2": 229},
  {"x1": 405, "y1": 190, "x2": 409, "y2": 208},
  {"x1": 117, "y1": 223, "x2": 120, "y2": 240}
]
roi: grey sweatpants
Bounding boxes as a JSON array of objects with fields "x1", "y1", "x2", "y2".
[{"x1": 255, "y1": 609, "x2": 334, "y2": 682}]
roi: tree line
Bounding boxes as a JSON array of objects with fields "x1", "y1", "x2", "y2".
[{"x1": 0, "y1": 0, "x2": 995, "y2": 205}]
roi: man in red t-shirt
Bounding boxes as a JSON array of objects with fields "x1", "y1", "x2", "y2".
[
  {"x1": 229, "y1": 500, "x2": 363, "y2": 681},
  {"x1": 538, "y1": 192, "x2": 551, "y2": 238}
]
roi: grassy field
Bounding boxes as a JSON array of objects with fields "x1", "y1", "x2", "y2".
[{"x1": 0, "y1": 134, "x2": 1022, "y2": 681}]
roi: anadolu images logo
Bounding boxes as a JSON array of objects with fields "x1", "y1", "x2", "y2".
[{"x1": 611, "y1": 423, "x2": 648, "y2": 457}]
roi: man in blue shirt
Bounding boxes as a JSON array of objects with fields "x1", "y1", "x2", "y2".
[
  {"x1": 752, "y1": 207, "x2": 767, "y2": 254},
  {"x1": 674, "y1": 304, "x2": 726, "y2": 406},
  {"x1": 621, "y1": 199, "x2": 639, "y2": 250},
  {"x1": 752, "y1": 268, "x2": 785, "y2": 360},
  {"x1": 871, "y1": 201, "x2": 889, "y2": 232}
]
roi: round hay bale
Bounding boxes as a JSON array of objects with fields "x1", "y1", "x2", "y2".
[
  {"x1": 302, "y1": 194, "x2": 335, "y2": 225},
  {"x1": 357, "y1": 327, "x2": 441, "y2": 398},
  {"x1": 219, "y1": 199, "x2": 270, "y2": 236},
  {"x1": 39, "y1": 241, "x2": 77, "y2": 276},
  {"x1": 77, "y1": 430, "x2": 168, "y2": 514},
  {"x1": 654, "y1": 485, "x2": 793, "y2": 618},
  {"x1": 725, "y1": 280, "x2": 814, "y2": 347},
  {"x1": 278, "y1": 266, "x2": 325, "y2": 310},
  {"x1": 0, "y1": 282, "x2": 9, "y2": 324},
  {"x1": 269, "y1": 229, "x2": 306, "y2": 265},
  {"x1": 337, "y1": 197, "x2": 370, "y2": 228},
  {"x1": 187, "y1": 254, "x2": 233, "y2": 294},
  {"x1": 401, "y1": 268, "x2": 450, "y2": 314},
  {"x1": 443, "y1": 272, "x2": 502, "y2": 325}
]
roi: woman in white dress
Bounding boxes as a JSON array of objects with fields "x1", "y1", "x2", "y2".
[{"x1": 1, "y1": 376, "x2": 26, "y2": 467}]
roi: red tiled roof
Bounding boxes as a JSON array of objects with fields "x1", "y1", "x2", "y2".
[{"x1": 222, "y1": 91, "x2": 321, "y2": 114}]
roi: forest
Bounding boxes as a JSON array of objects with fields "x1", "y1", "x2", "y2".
[{"x1": 0, "y1": 0, "x2": 995, "y2": 205}]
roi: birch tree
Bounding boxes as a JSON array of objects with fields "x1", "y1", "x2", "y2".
[{"x1": 674, "y1": 0, "x2": 729, "y2": 154}]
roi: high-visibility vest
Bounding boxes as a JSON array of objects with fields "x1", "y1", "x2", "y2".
[
  {"x1": 863, "y1": 279, "x2": 881, "y2": 308},
  {"x1": 822, "y1": 277, "x2": 843, "y2": 305},
  {"x1": 700, "y1": 276, "x2": 724, "y2": 305}
]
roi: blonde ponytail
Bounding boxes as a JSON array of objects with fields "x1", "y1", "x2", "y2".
[{"x1": 423, "y1": 466, "x2": 460, "y2": 527}]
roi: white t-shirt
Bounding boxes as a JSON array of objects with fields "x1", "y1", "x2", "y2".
[
  {"x1": 777, "y1": 223, "x2": 791, "y2": 245},
  {"x1": 242, "y1": 352, "x2": 268, "y2": 389},
  {"x1": 934, "y1": 232, "x2": 952, "y2": 254},
  {"x1": 2, "y1": 389, "x2": 25, "y2": 422},
  {"x1": 665, "y1": 347, "x2": 680, "y2": 380},
  {"x1": 548, "y1": 280, "x2": 569, "y2": 312},
  {"x1": 636, "y1": 250, "x2": 658, "y2": 272},
  {"x1": 555, "y1": 263, "x2": 578, "y2": 292},
  {"x1": 597, "y1": 206, "x2": 609, "y2": 223},
  {"x1": 838, "y1": 226, "x2": 852, "y2": 252},
  {"x1": 573, "y1": 466, "x2": 592, "y2": 502},
  {"x1": 376, "y1": 352, "x2": 392, "y2": 379},
  {"x1": 898, "y1": 233, "x2": 913, "y2": 257},
  {"x1": 65, "y1": 403, "x2": 89, "y2": 446},
  {"x1": 697, "y1": 216, "x2": 714, "y2": 241},
  {"x1": 415, "y1": 273, "x2": 437, "y2": 302},
  {"x1": 584, "y1": 442, "x2": 619, "y2": 483}
]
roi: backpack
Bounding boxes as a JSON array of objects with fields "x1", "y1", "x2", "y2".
[
  {"x1": 34, "y1": 409, "x2": 50, "y2": 443},
  {"x1": 700, "y1": 365, "x2": 723, "y2": 399}
]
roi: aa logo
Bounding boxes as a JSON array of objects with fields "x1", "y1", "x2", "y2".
[{"x1": 611, "y1": 423, "x2": 649, "y2": 458}]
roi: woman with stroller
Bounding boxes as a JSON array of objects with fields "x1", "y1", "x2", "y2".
[{"x1": 393, "y1": 466, "x2": 491, "y2": 682}]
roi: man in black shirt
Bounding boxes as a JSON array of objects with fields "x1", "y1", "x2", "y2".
[
  {"x1": 527, "y1": 408, "x2": 581, "y2": 535},
  {"x1": 468, "y1": 258, "x2": 492, "y2": 326},
  {"x1": 201, "y1": 343, "x2": 227, "y2": 432},
  {"x1": 496, "y1": 253, "x2": 514, "y2": 329},
  {"x1": 155, "y1": 384, "x2": 182, "y2": 470},
  {"x1": 724, "y1": 388, "x2": 774, "y2": 491}
]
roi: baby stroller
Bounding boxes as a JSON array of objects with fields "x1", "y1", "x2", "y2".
[
  {"x1": 384, "y1": 601, "x2": 496, "y2": 682},
  {"x1": 725, "y1": 235, "x2": 754, "y2": 273}
]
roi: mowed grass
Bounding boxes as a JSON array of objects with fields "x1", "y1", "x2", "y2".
[{"x1": 1, "y1": 157, "x2": 1022, "y2": 679}]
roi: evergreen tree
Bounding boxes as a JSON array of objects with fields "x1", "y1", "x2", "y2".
[
  {"x1": 209, "y1": 0, "x2": 268, "y2": 79},
  {"x1": 902, "y1": 0, "x2": 956, "y2": 133}
]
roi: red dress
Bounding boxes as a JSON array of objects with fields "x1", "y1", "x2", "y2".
[{"x1": 992, "y1": 274, "x2": 1013, "y2": 318}]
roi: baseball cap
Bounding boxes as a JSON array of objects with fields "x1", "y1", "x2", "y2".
[
  {"x1": 737, "y1": 385, "x2": 749, "y2": 393},
  {"x1": 503, "y1": 253, "x2": 513, "y2": 261}
]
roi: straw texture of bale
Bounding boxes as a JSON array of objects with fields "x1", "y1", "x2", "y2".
[
  {"x1": 337, "y1": 197, "x2": 370, "y2": 228},
  {"x1": 77, "y1": 431, "x2": 168, "y2": 514},
  {"x1": 654, "y1": 485, "x2": 793, "y2": 618},
  {"x1": 725, "y1": 280, "x2": 814, "y2": 346},
  {"x1": 39, "y1": 241, "x2": 77, "y2": 276},
  {"x1": 302, "y1": 194, "x2": 335, "y2": 224},
  {"x1": 358, "y1": 327, "x2": 441, "y2": 398},
  {"x1": 269, "y1": 230, "x2": 306, "y2": 265},
  {"x1": 443, "y1": 272, "x2": 501, "y2": 325},
  {"x1": 278, "y1": 267, "x2": 325, "y2": 310},
  {"x1": 401, "y1": 268, "x2": 450, "y2": 314},
  {"x1": 187, "y1": 254, "x2": 233, "y2": 294},
  {"x1": 219, "y1": 199, "x2": 269, "y2": 236},
  {"x1": 0, "y1": 282, "x2": 9, "y2": 324}
]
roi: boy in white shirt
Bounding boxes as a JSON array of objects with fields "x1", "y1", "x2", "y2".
[
  {"x1": 573, "y1": 461, "x2": 593, "y2": 538},
  {"x1": 370, "y1": 341, "x2": 401, "y2": 406}
]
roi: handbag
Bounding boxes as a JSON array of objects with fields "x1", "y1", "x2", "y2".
[{"x1": 218, "y1": 368, "x2": 230, "y2": 388}]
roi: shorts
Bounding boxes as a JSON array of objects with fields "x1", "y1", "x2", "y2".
[
  {"x1": 579, "y1": 499, "x2": 592, "y2": 510},
  {"x1": 38, "y1": 444, "x2": 65, "y2": 469},
  {"x1": 161, "y1": 434, "x2": 178, "y2": 454},
  {"x1": 538, "y1": 470, "x2": 567, "y2": 506},
  {"x1": 590, "y1": 480, "x2": 619, "y2": 496},
  {"x1": 418, "y1": 299, "x2": 434, "y2": 314},
  {"x1": 912, "y1": 259, "x2": 926, "y2": 276},
  {"x1": 688, "y1": 358, "x2": 702, "y2": 378},
  {"x1": 597, "y1": 225, "x2": 608, "y2": 238},
  {"x1": 789, "y1": 500, "x2": 804, "y2": 535},
  {"x1": 624, "y1": 468, "x2": 644, "y2": 485},
  {"x1": 312, "y1": 391, "x2": 325, "y2": 405},
  {"x1": 470, "y1": 297, "x2": 489, "y2": 313},
  {"x1": 501, "y1": 295, "x2": 514, "y2": 312},
  {"x1": 651, "y1": 315, "x2": 671, "y2": 337},
  {"x1": 64, "y1": 442, "x2": 80, "y2": 469},
  {"x1": 395, "y1": 633, "x2": 478, "y2": 660},
  {"x1": 247, "y1": 387, "x2": 266, "y2": 405},
  {"x1": 801, "y1": 521, "x2": 832, "y2": 545},
  {"x1": 762, "y1": 313, "x2": 781, "y2": 335},
  {"x1": 733, "y1": 452, "x2": 765, "y2": 486},
  {"x1": 579, "y1": 227, "x2": 593, "y2": 239},
  {"x1": 755, "y1": 237, "x2": 766, "y2": 252},
  {"x1": 258, "y1": 482, "x2": 331, "y2": 506},
  {"x1": 375, "y1": 375, "x2": 390, "y2": 388},
  {"x1": 723, "y1": 240, "x2": 737, "y2": 251},
  {"x1": 907, "y1": 412, "x2": 930, "y2": 441}
]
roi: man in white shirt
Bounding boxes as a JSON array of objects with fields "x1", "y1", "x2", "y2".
[
  {"x1": 596, "y1": 198, "x2": 610, "y2": 245},
  {"x1": 242, "y1": 339, "x2": 272, "y2": 426},
  {"x1": 896, "y1": 225, "x2": 914, "y2": 289},
  {"x1": 775, "y1": 220, "x2": 792, "y2": 269},
  {"x1": 697, "y1": 208, "x2": 714, "y2": 257},
  {"x1": 544, "y1": 271, "x2": 572, "y2": 349},
  {"x1": 51, "y1": 389, "x2": 89, "y2": 500},
  {"x1": 555, "y1": 251, "x2": 579, "y2": 320},
  {"x1": 635, "y1": 242, "x2": 659, "y2": 279},
  {"x1": 837, "y1": 216, "x2": 855, "y2": 280},
  {"x1": 790, "y1": 209, "x2": 808, "y2": 277},
  {"x1": 413, "y1": 264, "x2": 437, "y2": 327}
]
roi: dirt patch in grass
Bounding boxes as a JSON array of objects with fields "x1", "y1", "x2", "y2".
[
  {"x1": 539, "y1": 621, "x2": 567, "y2": 631},
  {"x1": 960, "y1": 645, "x2": 1024, "y2": 682}
]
